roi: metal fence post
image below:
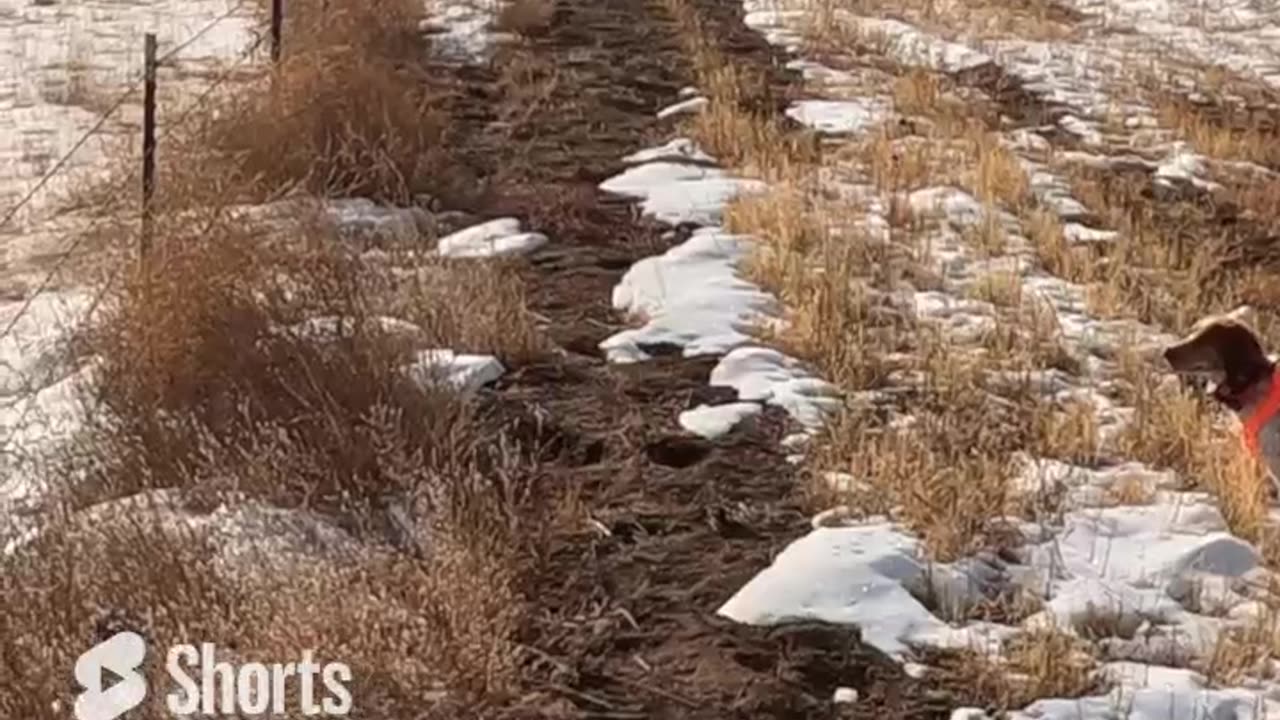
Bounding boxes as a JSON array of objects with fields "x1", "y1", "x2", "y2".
[{"x1": 141, "y1": 33, "x2": 157, "y2": 261}]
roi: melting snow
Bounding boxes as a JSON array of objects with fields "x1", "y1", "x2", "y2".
[
  {"x1": 436, "y1": 217, "x2": 549, "y2": 259},
  {"x1": 600, "y1": 225, "x2": 779, "y2": 362},
  {"x1": 678, "y1": 401, "x2": 762, "y2": 439},
  {"x1": 719, "y1": 522, "x2": 1016, "y2": 658},
  {"x1": 657, "y1": 96, "x2": 709, "y2": 119},
  {"x1": 404, "y1": 349, "x2": 505, "y2": 394},
  {"x1": 610, "y1": 0, "x2": 1280, "y2": 712},
  {"x1": 786, "y1": 99, "x2": 892, "y2": 134},
  {"x1": 622, "y1": 137, "x2": 718, "y2": 165}
]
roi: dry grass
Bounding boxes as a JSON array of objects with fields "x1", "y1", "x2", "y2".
[
  {"x1": 926, "y1": 628, "x2": 1104, "y2": 711},
  {"x1": 1157, "y1": 98, "x2": 1280, "y2": 170},
  {"x1": 2, "y1": 225, "x2": 546, "y2": 718},
  {"x1": 669, "y1": 0, "x2": 1076, "y2": 564},
  {"x1": 0, "y1": 1, "x2": 553, "y2": 715},
  {"x1": 968, "y1": 271, "x2": 1024, "y2": 307},
  {"x1": 809, "y1": 338, "x2": 1065, "y2": 560},
  {"x1": 670, "y1": 0, "x2": 1280, "y2": 708},
  {"x1": 660, "y1": 0, "x2": 816, "y2": 181},
  {"x1": 1203, "y1": 599, "x2": 1280, "y2": 685},
  {"x1": 1109, "y1": 355, "x2": 1271, "y2": 540},
  {"x1": 800, "y1": 0, "x2": 1079, "y2": 52},
  {"x1": 0, "y1": 450, "x2": 539, "y2": 716},
  {"x1": 1057, "y1": 95, "x2": 1280, "y2": 542},
  {"x1": 160, "y1": 0, "x2": 458, "y2": 208},
  {"x1": 1033, "y1": 399, "x2": 1101, "y2": 467},
  {"x1": 967, "y1": 132, "x2": 1030, "y2": 209}
]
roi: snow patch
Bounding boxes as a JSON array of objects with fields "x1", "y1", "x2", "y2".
[
  {"x1": 436, "y1": 217, "x2": 549, "y2": 259},
  {"x1": 622, "y1": 138, "x2": 716, "y2": 166},
  {"x1": 0, "y1": 290, "x2": 93, "y2": 398},
  {"x1": 657, "y1": 96, "x2": 709, "y2": 119},
  {"x1": 785, "y1": 99, "x2": 892, "y2": 134},
  {"x1": 719, "y1": 522, "x2": 1014, "y2": 658},
  {"x1": 403, "y1": 349, "x2": 505, "y2": 394},
  {"x1": 601, "y1": 226, "x2": 779, "y2": 362},
  {"x1": 710, "y1": 347, "x2": 841, "y2": 431},
  {"x1": 678, "y1": 402, "x2": 762, "y2": 439}
]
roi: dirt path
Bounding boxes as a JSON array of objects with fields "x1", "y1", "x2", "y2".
[{"x1": 427, "y1": 0, "x2": 965, "y2": 716}]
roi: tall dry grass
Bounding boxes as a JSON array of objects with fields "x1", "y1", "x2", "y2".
[{"x1": 0, "y1": 0, "x2": 552, "y2": 715}]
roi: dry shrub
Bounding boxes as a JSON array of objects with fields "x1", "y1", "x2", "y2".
[
  {"x1": 75, "y1": 227, "x2": 395, "y2": 505},
  {"x1": 4, "y1": 208, "x2": 550, "y2": 715},
  {"x1": 0, "y1": 0, "x2": 554, "y2": 714},
  {"x1": 387, "y1": 257, "x2": 547, "y2": 366},
  {"x1": 68, "y1": 205, "x2": 542, "y2": 509},
  {"x1": 171, "y1": 0, "x2": 455, "y2": 206},
  {"x1": 0, "y1": 433, "x2": 539, "y2": 716}
]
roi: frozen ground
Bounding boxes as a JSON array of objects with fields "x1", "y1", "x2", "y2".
[{"x1": 598, "y1": 0, "x2": 1280, "y2": 714}]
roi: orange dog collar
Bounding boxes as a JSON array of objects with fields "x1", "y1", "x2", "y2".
[{"x1": 1242, "y1": 368, "x2": 1280, "y2": 458}]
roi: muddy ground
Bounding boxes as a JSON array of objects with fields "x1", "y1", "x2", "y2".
[{"x1": 421, "y1": 0, "x2": 969, "y2": 717}]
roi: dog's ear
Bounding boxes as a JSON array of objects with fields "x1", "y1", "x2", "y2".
[
  {"x1": 1164, "y1": 324, "x2": 1227, "y2": 374},
  {"x1": 1208, "y1": 321, "x2": 1271, "y2": 391},
  {"x1": 1164, "y1": 316, "x2": 1269, "y2": 378}
]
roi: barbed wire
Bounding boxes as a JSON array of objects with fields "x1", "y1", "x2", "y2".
[
  {"x1": 0, "y1": 0, "x2": 254, "y2": 235},
  {"x1": 158, "y1": 32, "x2": 268, "y2": 144},
  {"x1": 0, "y1": 0, "x2": 270, "y2": 441}
]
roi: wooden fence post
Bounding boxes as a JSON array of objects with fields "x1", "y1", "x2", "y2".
[
  {"x1": 141, "y1": 33, "x2": 157, "y2": 261},
  {"x1": 271, "y1": 0, "x2": 284, "y2": 62}
]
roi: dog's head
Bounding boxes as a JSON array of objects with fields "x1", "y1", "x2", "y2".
[{"x1": 1163, "y1": 307, "x2": 1273, "y2": 409}]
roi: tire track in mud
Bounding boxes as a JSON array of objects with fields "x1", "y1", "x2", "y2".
[{"x1": 435, "y1": 0, "x2": 964, "y2": 717}]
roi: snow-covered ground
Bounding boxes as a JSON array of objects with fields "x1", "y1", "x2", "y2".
[
  {"x1": 598, "y1": 0, "x2": 1280, "y2": 715},
  {"x1": 0, "y1": 0, "x2": 258, "y2": 269}
]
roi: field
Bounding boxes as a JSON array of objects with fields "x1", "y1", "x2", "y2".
[{"x1": 3, "y1": 0, "x2": 1280, "y2": 717}]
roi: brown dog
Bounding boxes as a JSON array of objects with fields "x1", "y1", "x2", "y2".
[{"x1": 1163, "y1": 307, "x2": 1280, "y2": 494}]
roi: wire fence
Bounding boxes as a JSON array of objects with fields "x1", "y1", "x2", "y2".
[
  {"x1": 0, "y1": 0, "x2": 279, "y2": 467},
  {"x1": 0, "y1": 0, "x2": 269, "y2": 338}
]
